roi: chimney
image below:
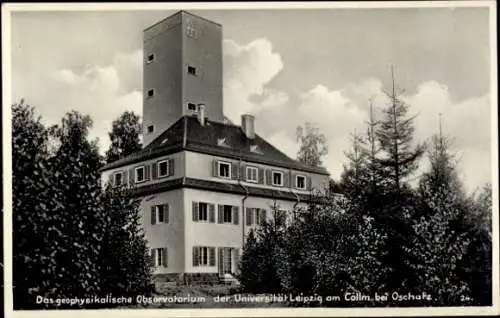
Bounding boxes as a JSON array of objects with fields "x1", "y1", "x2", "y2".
[
  {"x1": 241, "y1": 114, "x2": 255, "y2": 139},
  {"x1": 197, "y1": 104, "x2": 206, "y2": 126}
]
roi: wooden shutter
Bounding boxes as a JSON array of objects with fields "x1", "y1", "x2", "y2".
[
  {"x1": 246, "y1": 208, "x2": 252, "y2": 226},
  {"x1": 129, "y1": 168, "x2": 135, "y2": 185},
  {"x1": 152, "y1": 162, "x2": 158, "y2": 179},
  {"x1": 144, "y1": 165, "x2": 151, "y2": 181},
  {"x1": 209, "y1": 247, "x2": 216, "y2": 266},
  {"x1": 231, "y1": 162, "x2": 238, "y2": 180},
  {"x1": 168, "y1": 158, "x2": 175, "y2": 176},
  {"x1": 151, "y1": 206, "x2": 156, "y2": 225},
  {"x1": 217, "y1": 205, "x2": 224, "y2": 224},
  {"x1": 218, "y1": 248, "x2": 223, "y2": 275},
  {"x1": 107, "y1": 173, "x2": 113, "y2": 186},
  {"x1": 212, "y1": 159, "x2": 219, "y2": 177},
  {"x1": 265, "y1": 169, "x2": 272, "y2": 185},
  {"x1": 192, "y1": 202, "x2": 199, "y2": 221},
  {"x1": 284, "y1": 170, "x2": 290, "y2": 188},
  {"x1": 260, "y1": 209, "x2": 267, "y2": 224},
  {"x1": 234, "y1": 248, "x2": 240, "y2": 272},
  {"x1": 209, "y1": 204, "x2": 215, "y2": 223},
  {"x1": 233, "y1": 206, "x2": 239, "y2": 225},
  {"x1": 192, "y1": 247, "x2": 199, "y2": 267},
  {"x1": 164, "y1": 204, "x2": 170, "y2": 224},
  {"x1": 162, "y1": 248, "x2": 168, "y2": 268},
  {"x1": 150, "y1": 249, "x2": 155, "y2": 266},
  {"x1": 122, "y1": 170, "x2": 129, "y2": 187},
  {"x1": 240, "y1": 163, "x2": 247, "y2": 181},
  {"x1": 258, "y1": 168, "x2": 264, "y2": 184},
  {"x1": 307, "y1": 175, "x2": 312, "y2": 191}
]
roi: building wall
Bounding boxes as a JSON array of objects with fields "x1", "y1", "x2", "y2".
[
  {"x1": 139, "y1": 188, "x2": 185, "y2": 274},
  {"x1": 181, "y1": 12, "x2": 224, "y2": 123},
  {"x1": 184, "y1": 151, "x2": 330, "y2": 193},
  {"x1": 143, "y1": 15, "x2": 183, "y2": 147}
]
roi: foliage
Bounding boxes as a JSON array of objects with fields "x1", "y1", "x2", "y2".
[
  {"x1": 105, "y1": 111, "x2": 142, "y2": 164},
  {"x1": 296, "y1": 122, "x2": 328, "y2": 167}
]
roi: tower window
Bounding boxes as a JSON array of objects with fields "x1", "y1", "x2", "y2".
[
  {"x1": 188, "y1": 66, "x2": 197, "y2": 75},
  {"x1": 146, "y1": 53, "x2": 155, "y2": 64},
  {"x1": 147, "y1": 125, "x2": 154, "y2": 133},
  {"x1": 187, "y1": 103, "x2": 197, "y2": 112},
  {"x1": 147, "y1": 89, "x2": 155, "y2": 98}
]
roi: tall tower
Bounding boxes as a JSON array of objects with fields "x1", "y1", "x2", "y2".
[{"x1": 142, "y1": 11, "x2": 224, "y2": 146}]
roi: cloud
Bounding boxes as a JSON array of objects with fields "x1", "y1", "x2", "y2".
[{"x1": 223, "y1": 38, "x2": 288, "y2": 122}]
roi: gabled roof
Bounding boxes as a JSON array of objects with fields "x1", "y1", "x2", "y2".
[{"x1": 102, "y1": 115, "x2": 329, "y2": 175}]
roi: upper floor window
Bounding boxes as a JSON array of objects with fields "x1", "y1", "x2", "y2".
[
  {"x1": 192, "y1": 201, "x2": 215, "y2": 223},
  {"x1": 146, "y1": 53, "x2": 155, "y2": 64},
  {"x1": 218, "y1": 205, "x2": 239, "y2": 225},
  {"x1": 223, "y1": 205, "x2": 233, "y2": 223},
  {"x1": 246, "y1": 166, "x2": 258, "y2": 183},
  {"x1": 147, "y1": 89, "x2": 155, "y2": 98},
  {"x1": 135, "y1": 166, "x2": 145, "y2": 183},
  {"x1": 151, "y1": 204, "x2": 169, "y2": 225},
  {"x1": 218, "y1": 161, "x2": 231, "y2": 179},
  {"x1": 296, "y1": 175, "x2": 306, "y2": 189},
  {"x1": 113, "y1": 172, "x2": 123, "y2": 186},
  {"x1": 147, "y1": 125, "x2": 154, "y2": 134},
  {"x1": 245, "y1": 208, "x2": 267, "y2": 226},
  {"x1": 158, "y1": 160, "x2": 169, "y2": 177},
  {"x1": 272, "y1": 171, "x2": 283, "y2": 186},
  {"x1": 188, "y1": 65, "x2": 197, "y2": 75}
]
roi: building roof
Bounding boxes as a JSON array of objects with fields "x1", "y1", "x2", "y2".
[{"x1": 102, "y1": 115, "x2": 329, "y2": 175}]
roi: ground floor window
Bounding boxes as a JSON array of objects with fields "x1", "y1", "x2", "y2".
[
  {"x1": 193, "y1": 246, "x2": 216, "y2": 267},
  {"x1": 152, "y1": 248, "x2": 168, "y2": 267}
]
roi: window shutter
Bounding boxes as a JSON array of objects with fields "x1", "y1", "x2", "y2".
[
  {"x1": 152, "y1": 162, "x2": 158, "y2": 179},
  {"x1": 231, "y1": 162, "x2": 238, "y2": 180},
  {"x1": 144, "y1": 164, "x2": 151, "y2": 181},
  {"x1": 192, "y1": 202, "x2": 199, "y2": 221},
  {"x1": 234, "y1": 248, "x2": 240, "y2": 272},
  {"x1": 266, "y1": 169, "x2": 272, "y2": 185},
  {"x1": 258, "y1": 168, "x2": 264, "y2": 184},
  {"x1": 193, "y1": 247, "x2": 199, "y2": 267},
  {"x1": 168, "y1": 158, "x2": 175, "y2": 176},
  {"x1": 164, "y1": 204, "x2": 170, "y2": 224},
  {"x1": 307, "y1": 176, "x2": 312, "y2": 191},
  {"x1": 129, "y1": 168, "x2": 135, "y2": 186},
  {"x1": 107, "y1": 173, "x2": 113, "y2": 186},
  {"x1": 240, "y1": 164, "x2": 247, "y2": 181},
  {"x1": 122, "y1": 170, "x2": 129, "y2": 187},
  {"x1": 233, "y1": 206, "x2": 239, "y2": 225},
  {"x1": 260, "y1": 209, "x2": 267, "y2": 224},
  {"x1": 209, "y1": 204, "x2": 215, "y2": 223},
  {"x1": 150, "y1": 249, "x2": 155, "y2": 266},
  {"x1": 217, "y1": 205, "x2": 223, "y2": 224},
  {"x1": 212, "y1": 159, "x2": 219, "y2": 177},
  {"x1": 209, "y1": 247, "x2": 216, "y2": 266},
  {"x1": 284, "y1": 171, "x2": 290, "y2": 188},
  {"x1": 162, "y1": 248, "x2": 168, "y2": 268},
  {"x1": 246, "y1": 208, "x2": 253, "y2": 226},
  {"x1": 151, "y1": 206, "x2": 156, "y2": 225},
  {"x1": 218, "y1": 248, "x2": 223, "y2": 275}
]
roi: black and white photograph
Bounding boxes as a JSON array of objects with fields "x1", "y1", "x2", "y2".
[{"x1": 2, "y1": 1, "x2": 498, "y2": 317}]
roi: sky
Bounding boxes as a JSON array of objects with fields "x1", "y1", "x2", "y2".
[{"x1": 8, "y1": 3, "x2": 494, "y2": 193}]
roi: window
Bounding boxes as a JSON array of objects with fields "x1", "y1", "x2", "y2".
[
  {"x1": 193, "y1": 246, "x2": 216, "y2": 267},
  {"x1": 188, "y1": 65, "x2": 197, "y2": 75},
  {"x1": 218, "y1": 161, "x2": 231, "y2": 178},
  {"x1": 113, "y1": 172, "x2": 123, "y2": 186},
  {"x1": 296, "y1": 175, "x2": 306, "y2": 189},
  {"x1": 151, "y1": 204, "x2": 169, "y2": 224},
  {"x1": 147, "y1": 125, "x2": 154, "y2": 133},
  {"x1": 223, "y1": 205, "x2": 233, "y2": 223},
  {"x1": 146, "y1": 53, "x2": 155, "y2": 64},
  {"x1": 147, "y1": 89, "x2": 155, "y2": 98},
  {"x1": 152, "y1": 248, "x2": 167, "y2": 267},
  {"x1": 272, "y1": 171, "x2": 283, "y2": 186},
  {"x1": 158, "y1": 160, "x2": 169, "y2": 177},
  {"x1": 246, "y1": 166, "x2": 258, "y2": 183},
  {"x1": 246, "y1": 208, "x2": 267, "y2": 226},
  {"x1": 135, "y1": 166, "x2": 145, "y2": 183},
  {"x1": 187, "y1": 103, "x2": 197, "y2": 112},
  {"x1": 250, "y1": 145, "x2": 262, "y2": 154},
  {"x1": 192, "y1": 201, "x2": 215, "y2": 223}
]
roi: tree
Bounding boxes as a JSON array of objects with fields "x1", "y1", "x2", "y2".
[
  {"x1": 99, "y1": 184, "x2": 153, "y2": 298},
  {"x1": 105, "y1": 111, "x2": 142, "y2": 164},
  {"x1": 375, "y1": 68, "x2": 425, "y2": 192},
  {"x1": 407, "y1": 129, "x2": 471, "y2": 305},
  {"x1": 296, "y1": 122, "x2": 328, "y2": 167}
]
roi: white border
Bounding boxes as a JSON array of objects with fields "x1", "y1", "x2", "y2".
[{"x1": 2, "y1": 1, "x2": 498, "y2": 317}]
